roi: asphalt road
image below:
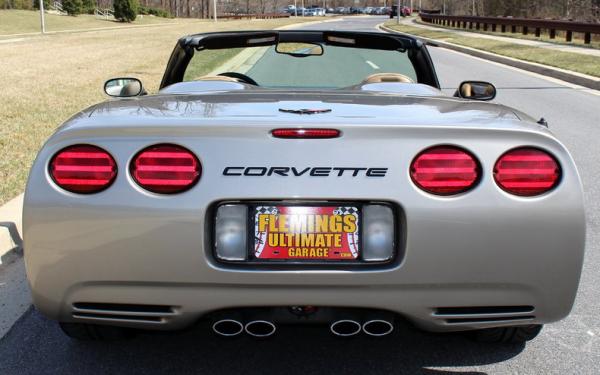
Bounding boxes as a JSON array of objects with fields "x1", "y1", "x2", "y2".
[{"x1": 1, "y1": 16, "x2": 599, "y2": 375}]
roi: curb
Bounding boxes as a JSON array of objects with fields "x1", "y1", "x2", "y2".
[
  {"x1": 379, "y1": 24, "x2": 600, "y2": 91},
  {"x1": 0, "y1": 194, "x2": 24, "y2": 266}
]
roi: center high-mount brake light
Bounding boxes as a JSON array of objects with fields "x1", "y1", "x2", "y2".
[
  {"x1": 49, "y1": 144, "x2": 117, "y2": 194},
  {"x1": 410, "y1": 146, "x2": 480, "y2": 196},
  {"x1": 131, "y1": 144, "x2": 201, "y2": 194},
  {"x1": 271, "y1": 128, "x2": 340, "y2": 139}
]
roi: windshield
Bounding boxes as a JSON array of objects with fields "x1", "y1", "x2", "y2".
[{"x1": 183, "y1": 44, "x2": 418, "y2": 89}]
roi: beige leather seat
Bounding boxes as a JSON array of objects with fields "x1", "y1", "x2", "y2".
[{"x1": 361, "y1": 73, "x2": 414, "y2": 84}]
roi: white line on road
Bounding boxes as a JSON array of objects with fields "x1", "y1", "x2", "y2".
[{"x1": 365, "y1": 60, "x2": 380, "y2": 70}]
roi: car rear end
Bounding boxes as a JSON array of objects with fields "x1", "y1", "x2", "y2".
[{"x1": 23, "y1": 94, "x2": 585, "y2": 339}]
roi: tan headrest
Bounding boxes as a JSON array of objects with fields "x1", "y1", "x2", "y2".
[{"x1": 361, "y1": 73, "x2": 414, "y2": 84}]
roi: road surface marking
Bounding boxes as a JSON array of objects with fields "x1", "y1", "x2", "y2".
[
  {"x1": 587, "y1": 330, "x2": 595, "y2": 336},
  {"x1": 366, "y1": 60, "x2": 380, "y2": 70}
]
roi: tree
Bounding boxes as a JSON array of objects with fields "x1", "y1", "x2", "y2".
[
  {"x1": 33, "y1": 0, "x2": 50, "y2": 10},
  {"x1": 62, "y1": 0, "x2": 83, "y2": 15},
  {"x1": 82, "y1": 0, "x2": 96, "y2": 13},
  {"x1": 114, "y1": 0, "x2": 139, "y2": 22}
]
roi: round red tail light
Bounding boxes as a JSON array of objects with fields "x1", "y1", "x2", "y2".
[
  {"x1": 131, "y1": 144, "x2": 201, "y2": 194},
  {"x1": 411, "y1": 146, "x2": 480, "y2": 195},
  {"x1": 49, "y1": 145, "x2": 117, "y2": 194},
  {"x1": 494, "y1": 147, "x2": 560, "y2": 196}
]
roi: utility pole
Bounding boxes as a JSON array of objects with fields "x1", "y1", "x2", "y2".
[
  {"x1": 472, "y1": 0, "x2": 475, "y2": 15},
  {"x1": 294, "y1": 0, "x2": 298, "y2": 16},
  {"x1": 39, "y1": 0, "x2": 46, "y2": 34},
  {"x1": 213, "y1": 0, "x2": 217, "y2": 22}
]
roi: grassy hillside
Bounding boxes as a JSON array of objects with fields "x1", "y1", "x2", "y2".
[{"x1": 0, "y1": 9, "x2": 182, "y2": 36}]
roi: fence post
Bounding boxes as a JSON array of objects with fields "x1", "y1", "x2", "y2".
[
  {"x1": 549, "y1": 29, "x2": 556, "y2": 39},
  {"x1": 584, "y1": 32, "x2": 591, "y2": 44},
  {"x1": 535, "y1": 28, "x2": 540, "y2": 37},
  {"x1": 566, "y1": 30, "x2": 572, "y2": 42}
]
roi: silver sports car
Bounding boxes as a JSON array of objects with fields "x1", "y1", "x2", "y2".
[{"x1": 24, "y1": 30, "x2": 586, "y2": 343}]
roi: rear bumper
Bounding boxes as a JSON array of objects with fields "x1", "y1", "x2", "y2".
[
  {"x1": 25, "y1": 195, "x2": 585, "y2": 333},
  {"x1": 36, "y1": 281, "x2": 566, "y2": 332}
]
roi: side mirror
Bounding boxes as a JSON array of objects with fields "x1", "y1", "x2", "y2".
[
  {"x1": 275, "y1": 42, "x2": 324, "y2": 57},
  {"x1": 455, "y1": 81, "x2": 496, "y2": 101},
  {"x1": 104, "y1": 77, "x2": 144, "y2": 97}
]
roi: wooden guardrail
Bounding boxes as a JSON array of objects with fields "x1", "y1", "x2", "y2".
[
  {"x1": 420, "y1": 13, "x2": 600, "y2": 44},
  {"x1": 218, "y1": 13, "x2": 290, "y2": 20}
]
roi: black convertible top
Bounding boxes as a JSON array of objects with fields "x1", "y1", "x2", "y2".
[{"x1": 160, "y1": 30, "x2": 440, "y2": 90}]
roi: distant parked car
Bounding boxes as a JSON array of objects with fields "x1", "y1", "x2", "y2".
[
  {"x1": 390, "y1": 5, "x2": 411, "y2": 18},
  {"x1": 304, "y1": 8, "x2": 317, "y2": 16}
]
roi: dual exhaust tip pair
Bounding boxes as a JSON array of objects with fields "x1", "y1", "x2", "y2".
[
  {"x1": 213, "y1": 319, "x2": 276, "y2": 338},
  {"x1": 330, "y1": 319, "x2": 394, "y2": 337},
  {"x1": 212, "y1": 318, "x2": 394, "y2": 338}
]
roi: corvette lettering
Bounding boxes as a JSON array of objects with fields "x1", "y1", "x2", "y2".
[{"x1": 223, "y1": 167, "x2": 387, "y2": 177}]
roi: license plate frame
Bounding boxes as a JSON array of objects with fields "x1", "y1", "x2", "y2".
[{"x1": 250, "y1": 203, "x2": 363, "y2": 263}]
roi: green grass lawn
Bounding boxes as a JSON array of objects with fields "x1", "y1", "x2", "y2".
[
  {"x1": 385, "y1": 22, "x2": 600, "y2": 78},
  {"x1": 0, "y1": 16, "x2": 318, "y2": 204},
  {"x1": 0, "y1": 9, "x2": 181, "y2": 36}
]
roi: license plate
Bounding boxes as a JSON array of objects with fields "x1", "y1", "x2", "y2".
[{"x1": 253, "y1": 205, "x2": 360, "y2": 260}]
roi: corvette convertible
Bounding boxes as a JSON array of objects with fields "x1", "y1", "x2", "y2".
[{"x1": 24, "y1": 30, "x2": 586, "y2": 343}]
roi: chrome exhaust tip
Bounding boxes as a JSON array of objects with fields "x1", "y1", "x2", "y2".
[
  {"x1": 330, "y1": 320, "x2": 362, "y2": 337},
  {"x1": 212, "y1": 319, "x2": 244, "y2": 337},
  {"x1": 362, "y1": 319, "x2": 394, "y2": 337},
  {"x1": 245, "y1": 320, "x2": 276, "y2": 338}
]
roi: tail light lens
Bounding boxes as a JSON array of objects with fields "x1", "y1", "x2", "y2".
[
  {"x1": 131, "y1": 144, "x2": 201, "y2": 194},
  {"x1": 494, "y1": 147, "x2": 560, "y2": 196},
  {"x1": 49, "y1": 145, "x2": 117, "y2": 194},
  {"x1": 411, "y1": 146, "x2": 480, "y2": 195}
]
